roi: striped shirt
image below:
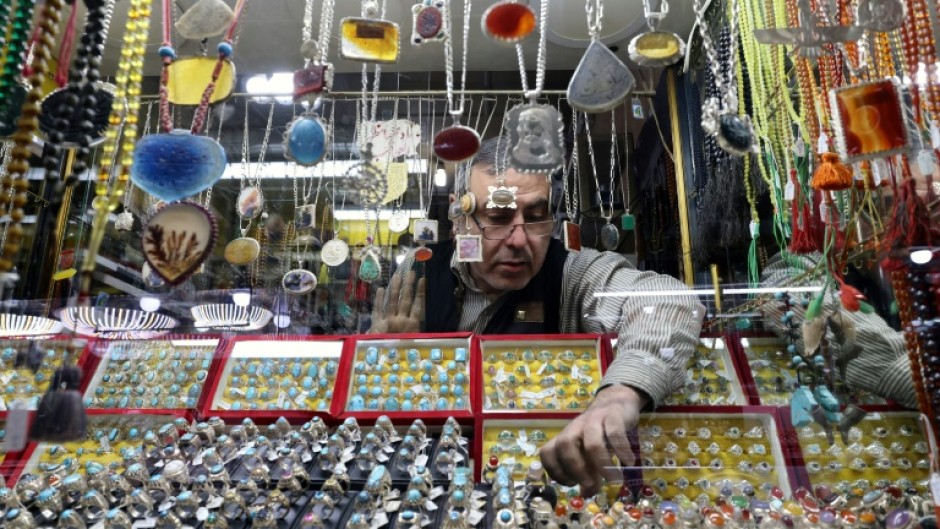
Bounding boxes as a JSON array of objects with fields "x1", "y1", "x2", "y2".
[
  {"x1": 401, "y1": 246, "x2": 706, "y2": 407},
  {"x1": 761, "y1": 253, "x2": 916, "y2": 409}
]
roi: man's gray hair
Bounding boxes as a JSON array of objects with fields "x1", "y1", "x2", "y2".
[{"x1": 455, "y1": 137, "x2": 507, "y2": 191}]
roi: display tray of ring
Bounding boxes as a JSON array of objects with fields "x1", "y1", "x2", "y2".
[
  {"x1": 220, "y1": 487, "x2": 315, "y2": 529},
  {"x1": 478, "y1": 335, "x2": 608, "y2": 413},
  {"x1": 205, "y1": 338, "x2": 345, "y2": 417},
  {"x1": 790, "y1": 411, "x2": 931, "y2": 495},
  {"x1": 0, "y1": 337, "x2": 89, "y2": 410},
  {"x1": 659, "y1": 337, "x2": 748, "y2": 406},
  {"x1": 82, "y1": 338, "x2": 221, "y2": 410},
  {"x1": 735, "y1": 336, "x2": 885, "y2": 406},
  {"x1": 342, "y1": 336, "x2": 474, "y2": 416},
  {"x1": 15, "y1": 411, "x2": 191, "y2": 487}
]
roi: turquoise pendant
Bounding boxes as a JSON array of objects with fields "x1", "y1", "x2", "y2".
[
  {"x1": 359, "y1": 248, "x2": 381, "y2": 283},
  {"x1": 790, "y1": 386, "x2": 817, "y2": 428},
  {"x1": 132, "y1": 130, "x2": 227, "y2": 201},
  {"x1": 284, "y1": 116, "x2": 328, "y2": 166}
]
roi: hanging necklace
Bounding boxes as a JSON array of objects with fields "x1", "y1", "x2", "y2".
[
  {"x1": 226, "y1": 101, "x2": 275, "y2": 267},
  {"x1": 503, "y1": 0, "x2": 564, "y2": 180},
  {"x1": 695, "y1": 0, "x2": 758, "y2": 157},
  {"x1": 0, "y1": 0, "x2": 66, "y2": 278},
  {"x1": 285, "y1": 0, "x2": 333, "y2": 166},
  {"x1": 569, "y1": 0, "x2": 635, "y2": 113},
  {"x1": 433, "y1": 0, "x2": 480, "y2": 163},
  {"x1": 583, "y1": 110, "x2": 621, "y2": 251},
  {"x1": 0, "y1": 0, "x2": 37, "y2": 137},
  {"x1": 340, "y1": 0, "x2": 400, "y2": 64},
  {"x1": 628, "y1": 0, "x2": 687, "y2": 67},
  {"x1": 130, "y1": 0, "x2": 246, "y2": 203}
]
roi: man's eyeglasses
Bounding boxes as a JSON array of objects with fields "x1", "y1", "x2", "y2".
[{"x1": 469, "y1": 215, "x2": 554, "y2": 240}]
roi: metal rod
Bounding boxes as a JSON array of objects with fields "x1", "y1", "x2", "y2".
[
  {"x1": 666, "y1": 69, "x2": 694, "y2": 286},
  {"x1": 140, "y1": 89, "x2": 658, "y2": 100}
]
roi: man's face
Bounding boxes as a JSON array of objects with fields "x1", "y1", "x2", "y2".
[{"x1": 465, "y1": 165, "x2": 552, "y2": 297}]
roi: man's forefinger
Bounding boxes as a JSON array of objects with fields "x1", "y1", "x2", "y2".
[
  {"x1": 398, "y1": 271, "x2": 417, "y2": 318},
  {"x1": 386, "y1": 272, "x2": 403, "y2": 316}
]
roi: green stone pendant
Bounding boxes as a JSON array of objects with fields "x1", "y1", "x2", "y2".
[{"x1": 359, "y1": 248, "x2": 382, "y2": 283}]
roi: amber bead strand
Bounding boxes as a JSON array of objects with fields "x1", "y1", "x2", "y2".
[{"x1": 0, "y1": 0, "x2": 64, "y2": 273}]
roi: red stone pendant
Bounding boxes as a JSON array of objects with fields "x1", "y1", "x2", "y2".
[
  {"x1": 412, "y1": 2, "x2": 446, "y2": 45},
  {"x1": 293, "y1": 63, "x2": 332, "y2": 102},
  {"x1": 433, "y1": 125, "x2": 481, "y2": 162},
  {"x1": 414, "y1": 246, "x2": 434, "y2": 262},
  {"x1": 481, "y1": 1, "x2": 536, "y2": 44}
]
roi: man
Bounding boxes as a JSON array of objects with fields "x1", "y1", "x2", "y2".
[{"x1": 370, "y1": 138, "x2": 705, "y2": 497}]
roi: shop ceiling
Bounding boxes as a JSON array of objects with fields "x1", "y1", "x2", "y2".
[{"x1": 98, "y1": 0, "x2": 697, "y2": 78}]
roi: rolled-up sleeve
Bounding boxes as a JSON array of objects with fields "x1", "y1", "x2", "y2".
[{"x1": 561, "y1": 250, "x2": 706, "y2": 407}]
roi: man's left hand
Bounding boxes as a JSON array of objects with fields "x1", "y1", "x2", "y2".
[{"x1": 539, "y1": 384, "x2": 646, "y2": 498}]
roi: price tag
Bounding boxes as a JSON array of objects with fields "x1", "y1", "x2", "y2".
[
  {"x1": 384, "y1": 501, "x2": 401, "y2": 513},
  {"x1": 410, "y1": 385, "x2": 425, "y2": 396},
  {"x1": 817, "y1": 133, "x2": 829, "y2": 154},
  {"x1": 571, "y1": 365, "x2": 580, "y2": 380},
  {"x1": 217, "y1": 400, "x2": 231, "y2": 410},
  {"x1": 294, "y1": 393, "x2": 308, "y2": 407},
  {"x1": 0, "y1": 398, "x2": 6, "y2": 412},
  {"x1": 0, "y1": 372, "x2": 12, "y2": 386},
  {"x1": 192, "y1": 454, "x2": 203, "y2": 467},
  {"x1": 301, "y1": 452, "x2": 313, "y2": 463},
  {"x1": 819, "y1": 200, "x2": 828, "y2": 219},
  {"x1": 749, "y1": 221, "x2": 759, "y2": 238},
  {"x1": 454, "y1": 452, "x2": 465, "y2": 463},
  {"x1": 793, "y1": 136, "x2": 805, "y2": 157},
  {"x1": 415, "y1": 454, "x2": 429, "y2": 468},
  {"x1": 918, "y1": 150, "x2": 936, "y2": 175},
  {"x1": 206, "y1": 496, "x2": 224, "y2": 509},
  {"x1": 376, "y1": 453, "x2": 389, "y2": 463},
  {"x1": 871, "y1": 159, "x2": 885, "y2": 185},
  {"x1": 493, "y1": 370, "x2": 509, "y2": 384},
  {"x1": 4, "y1": 400, "x2": 29, "y2": 452},
  {"x1": 90, "y1": 523, "x2": 105, "y2": 529},
  {"x1": 536, "y1": 363, "x2": 548, "y2": 376},
  {"x1": 383, "y1": 445, "x2": 396, "y2": 454},
  {"x1": 429, "y1": 486, "x2": 444, "y2": 499},
  {"x1": 784, "y1": 181, "x2": 795, "y2": 201},
  {"x1": 277, "y1": 392, "x2": 287, "y2": 408},
  {"x1": 196, "y1": 508, "x2": 209, "y2": 522},
  {"x1": 229, "y1": 388, "x2": 245, "y2": 396},
  {"x1": 523, "y1": 364, "x2": 531, "y2": 378},
  {"x1": 425, "y1": 499, "x2": 438, "y2": 511},
  {"x1": 371, "y1": 512, "x2": 390, "y2": 528},
  {"x1": 468, "y1": 510, "x2": 486, "y2": 526}
]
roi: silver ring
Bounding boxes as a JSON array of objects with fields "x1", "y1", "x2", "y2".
[
  {"x1": 35, "y1": 487, "x2": 63, "y2": 516},
  {"x1": 107, "y1": 474, "x2": 133, "y2": 506},
  {"x1": 81, "y1": 490, "x2": 109, "y2": 522},
  {"x1": 174, "y1": 491, "x2": 200, "y2": 519},
  {"x1": 57, "y1": 508, "x2": 87, "y2": 529},
  {"x1": 204, "y1": 512, "x2": 229, "y2": 529},
  {"x1": 299, "y1": 512, "x2": 325, "y2": 529},
  {"x1": 123, "y1": 463, "x2": 150, "y2": 487},
  {"x1": 128, "y1": 488, "x2": 155, "y2": 519},
  {"x1": 155, "y1": 509, "x2": 182, "y2": 529},
  {"x1": 146, "y1": 475, "x2": 172, "y2": 504},
  {"x1": 266, "y1": 490, "x2": 291, "y2": 518},
  {"x1": 4, "y1": 508, "x2": 36, "y2": 529},
  {"x1": 163, "y1": 460, "x2": 190, "y2": 488},
  {"x1": 221, "y1": 489, "x2": 246, "y2": 520},
  {"x1": 103, "y1": 508, "x2": 133, "y2": 529}
]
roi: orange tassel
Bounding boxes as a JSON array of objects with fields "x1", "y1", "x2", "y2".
[
  {"x1": 811, "y1": 153, "x2": 854, "y2": 191},
  {"x1": 838, "y1": 281, "x2": 864, "y2": 312}
]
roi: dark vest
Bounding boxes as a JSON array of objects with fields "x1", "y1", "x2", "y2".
[{"x1": 422, "y1": 238, "x2": 568, "y2": 334}]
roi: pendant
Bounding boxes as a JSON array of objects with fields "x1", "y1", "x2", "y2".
[
  {"x1": 505, "y1": 103, "x2": 565, "y2": 174},
  {"x1": 142, "y1": 201, "x2": 218, "y2": 286},
  {"x1": 456, "y1": 234, "x2": 483, "y2": 262},
  {"x1": 224, "y1": 237, "x2": 261, "y2": 266},
  {"x1": 340, "y1": 17, "x2": 401, "y2": 64},
  {"x1": 481, "y1": 1, "x2": 536, "y2": 44},
  {"x1": 236, "y1": 186, "x2": 263, "y2": 219},
  {"x1": 174, "y1": 0, "x2": 234, "y2": 39},
  {"x1": 433, "y1": 125, "x2": 481, "y2": 162},
  {"x1": 460, "y1": 193, "x2": 477, "y2": 215},
  {"x1": 343, "y1": 147, "x2": 388, "y2": 206},
  {"x1": 411, "y1": 1, "x2": 447, "y2": 45},
  {"x1": 293, "y1": 63, "x2": 334, "y2": 102},
  {"x1": 627, "y1": 31, "x2": 686, "y2": 67},
  {"x1": 414, "y1": 246, "x2": 434, "y2": 262},
  {"x1": 568, "y1": 40, "x2": 636, "y2": 114},
  {"x1": 284, "y1": 115, "x2": 328, "y2": 166},
  {"x1": 621, "y1": 213, "x2": 635, "y2": 231},
  {"x1": 283, "y1": 268, "x2": 318, "y2": 295},
  {"x1": 294, "y1": 204, "x2": 317, "y2": 230},
  {"x1": 166, "y1": 57, "x2": 236, "y2": 105},
  {"x1": 387, "y1": 211, "x2": 410, "y2": 233},
  {"x1": 564, "y1": 221, "x2": 581, "y2": 252},
  {"x1": 359, "y1": 248, "x2": 382, "y2": 283},
  {"x1": 716, "y1": 113, "x2": 758, "y2": 157},
  {"x1": 364, "y1": 119, "x2": 422, "y2": 159},
  {"x1": 828, "y1": 78, "x2": 914, "y2": 163},
  {"x1": 415, "y1": 219, "x2": 439, "y2": 244},
  {"x1": 114, "y1": 211, "x2": 134, "y2": 231},
  {"x1": 132, "y1": 130, "x2": 227, "y2": 201},
  {"x1": 321, "y1": 239, "x2": 350, "y2": 267},
  {"x1": 486, "y1": 184, "x2": 518, "y2": 209},
  {"x1": 39, "y1": 82, "x2": 124, "y2": 147},
  {"x1": 600, "y1": 222, "x2": 620, "y2": 251}
]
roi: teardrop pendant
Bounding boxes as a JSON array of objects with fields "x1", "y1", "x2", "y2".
[
  {"x1": 600, "y1": 222, "x2": 620, "y2": 251},
  {"x1": 359, "y1": 248, "x2": 382, "y2": 283}
]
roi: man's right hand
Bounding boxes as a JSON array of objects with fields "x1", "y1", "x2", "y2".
[{"x1": 369, "y1": 271, "x2": 426, "y2": 333}]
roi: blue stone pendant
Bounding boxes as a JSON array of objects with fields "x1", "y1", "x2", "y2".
[
  {"x1": 359, "y1": 248, "x2": 381, "y2": 283},
  {"x1": 284, "y1": 115, "x2": 328, "y2": 166},
  {"x1": 132, "y1": 130, "x2": 227, "y2": 201},
  {"x1": 790, "y1": 386, "x2": 817, "y2": 428}
]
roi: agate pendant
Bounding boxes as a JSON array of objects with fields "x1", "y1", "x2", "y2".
[
  {"x1": 505, "y1": 103, "x2": 565, "y2": 174},
  {"x1": 224, "y1": 237, "x2": 261, "y2": 266},
  {"x1": 600, "y1": 222, "x2": 620, "y2": 251},
  {"x1": 283, "y1": 269, "x2": 318, "y2": 295},
  {"x1": 132, "y1": 131, "x2": 227, "y2": 201},
  {"x1": 142, "y1": 202, "x2": 218, "y2": 285},
  {"x1": 236, "y1": 186, "x2": 263, "y2": 219},
  {"x1": 293, "y1": 63, "x2": 333, "y2": 102},
  {"x1": 412, "y1": 1, "x2": 447, "y2": 45},
  {"x1": 433, "y1": 125, "x2": 481, "y2": 162},
  {"x1": 568, "y1": 40, "x2": 635, "y2": 113},
  {"x1": 359, "y1": 248, "x2": 382, "y2": 283},
  {"x1": 486, "y1": 185, "x2": 518, "y2": 209},
  {"x1": 284, "y1": 115, "x2": 328, "y2": 167},
  {"x1": 481, "y1": 1, "x2": 536, "y2": 44}
]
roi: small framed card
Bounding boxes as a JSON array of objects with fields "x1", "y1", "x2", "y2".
[
  {"x1": 564, "y1": 221, "x2": 581, "y2": 252},
  {"x1": 415, "y1": 219, "x2": 439, "y2": 243},
  {"x1": 456, "y1": 234, "x2": 483, "y2": 262}
]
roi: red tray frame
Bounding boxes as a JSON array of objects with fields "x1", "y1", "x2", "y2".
[{"x1": 335, "y1": 333, "x2": 476, "y2": 426}]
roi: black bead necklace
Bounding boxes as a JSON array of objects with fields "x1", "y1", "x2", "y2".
[{"x1": 0, "y1": 0, "x2": 38, "y2": 135}]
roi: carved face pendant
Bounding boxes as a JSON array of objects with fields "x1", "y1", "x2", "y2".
[
  {"x1": 505, "y1": 103, "x2": 565, "y2": 174},
  {"x1": 568, "y1": 40, "x2": 636, "y2": 113}
]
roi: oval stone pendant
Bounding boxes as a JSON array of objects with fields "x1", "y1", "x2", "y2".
[
  {"x1": 321, "y1": 239, "x2": 350, "y2": 267},
  {"x1": 236, "y1": 186, "x2": 263, "y2": 219},
  {"x1": 387, "y1": 211, "x2": 410, "y2": 233},
  {"x1": 600, "y1": 223, "x2": 620, "y2": 251},
  {"x1": 717, "y1": 113, "x2": 757, "y2": 157},
  {"x1": 224, "y1": 237, "x2": 261, "y2": 266},
  {"x1": 284, "y1": 115, "x2": 328, "y2": 166},
  {"x1": 283, "y1": 268, "x2": 317, "y2": 295},
  {"x1": 627, "y1": 31, "x2": 687, "y2": 67},
  {"x1": 481, "y1": 1, "x2": 536, "y2": 44},
  {"x1": 359, "y1": 249, "x2": 382, "y2": 283},
  {"x1": 433, "y1": 125, "x2": 481, "y2": 162},
  {"x1": 414, "y1": 246, "x2": 434, "y2": 262}
]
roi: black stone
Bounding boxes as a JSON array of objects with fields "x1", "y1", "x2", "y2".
[{"x1": 718, "y1": 114, "x2": 754, "y2": 154}]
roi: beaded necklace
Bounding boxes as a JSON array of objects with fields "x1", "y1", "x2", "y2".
[
  {"x1": 79, "y1": 0, "x2": 152, "y2": 292},
  {"x1": 0, "y1": 0, "x2": 38, "y2": 134},
  {"x1": 0, "y1": 0, "x2": 66, "y2": 276}
]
